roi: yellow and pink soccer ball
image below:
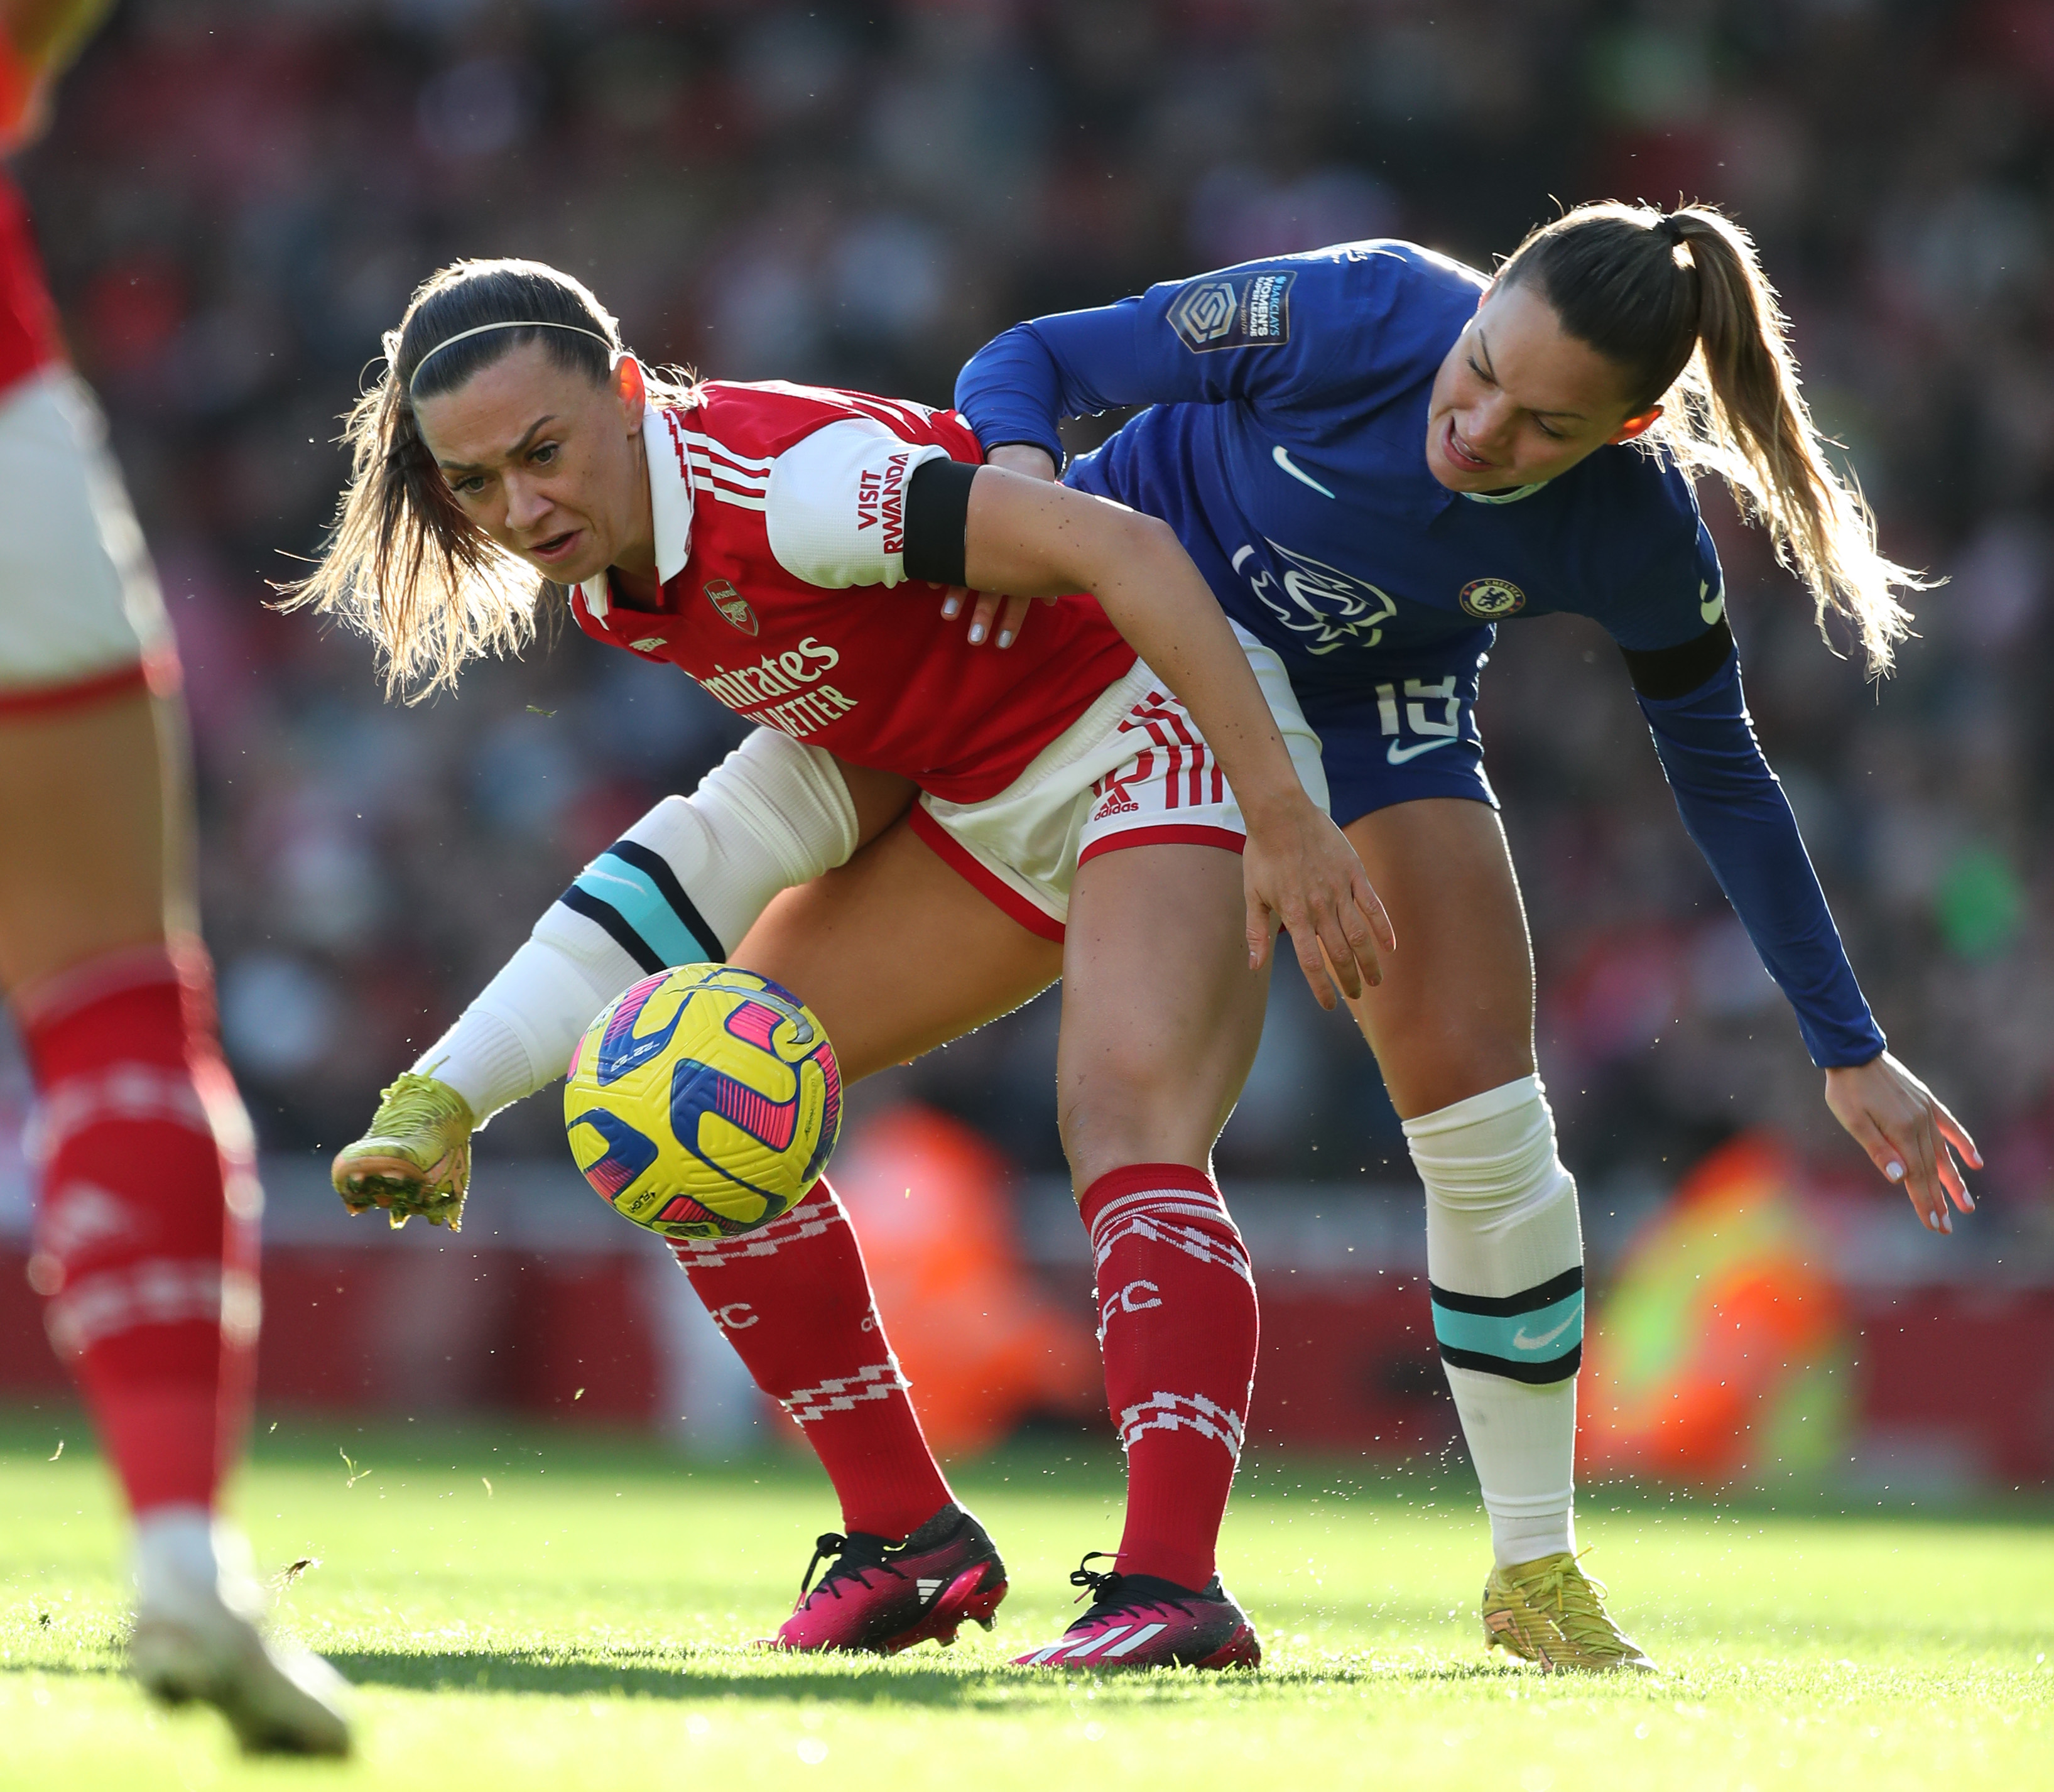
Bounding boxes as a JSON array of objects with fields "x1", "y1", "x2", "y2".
[{"x1": 563, "y1": 964, "x2": 842, "y2": 1240}]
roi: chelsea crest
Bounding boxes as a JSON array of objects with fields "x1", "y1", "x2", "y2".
[{"x1": 1459, "y1": 577, "x2": 1526, "y2": 620}]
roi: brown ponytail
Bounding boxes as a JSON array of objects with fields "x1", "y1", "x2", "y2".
[
  {"x1": 281, "y1": 339, "x2": 543, "y2": 699},
  {"x1": 281, "y1": 257, "x2": 692, "y2": 700},
  {"x1": 1499, "y1": 201, "x2": 1926, "y2": 675}
]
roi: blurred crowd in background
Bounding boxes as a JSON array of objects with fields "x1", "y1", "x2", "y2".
[{"x1": 9, "y1": 0, "x2": 2054, "y2": 1226}]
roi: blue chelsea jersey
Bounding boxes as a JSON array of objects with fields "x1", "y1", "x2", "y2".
[
  {"x1": 957, "y1": 242, "x2": 1889, "y2": 1071},
  {"x1": 957, "y1": 241, "x2": 1726, "y2": 692}
]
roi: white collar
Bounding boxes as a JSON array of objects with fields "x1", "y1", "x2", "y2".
[
  {"x1": 1461, "y1": 481, "x2": 1548, "y2": 506},
  {"x1": 578, "y1": 398, "x2": 695, "y2": 618}
]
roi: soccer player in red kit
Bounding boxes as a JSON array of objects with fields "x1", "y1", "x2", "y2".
[
  {"x1": 0, "y1": 0, "x2": 349, "y2": 1753},
  {"x1": 303, "y1": 258, "x2": 1391, "y2": 1669}
]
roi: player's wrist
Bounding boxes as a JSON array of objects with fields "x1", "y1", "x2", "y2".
[
  {"x1": 1237, "y1": 780, "x2": 1322, "y2": 835},
  {"x1": 985, "y1": 442, "x2": 1059, "y2": 481}
]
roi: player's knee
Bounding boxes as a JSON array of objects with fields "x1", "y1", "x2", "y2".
[
  {"x1": 1058, "y1": 1062, "x2": 1212, "y2": 1191},
  {"x1": 701, "y1": 729, "x2": 860, "y2": 880},
  {"x1": 558, "y1": 732, "x2": 858, "y2": 967},
  {"x1": 1387, "y1": 1037, "x2": 1538, "y2": 1130}
]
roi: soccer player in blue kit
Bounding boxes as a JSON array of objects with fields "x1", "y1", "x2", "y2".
[{"x1": 952, "y1": 201, "x2": 1981, "y2": 1670}]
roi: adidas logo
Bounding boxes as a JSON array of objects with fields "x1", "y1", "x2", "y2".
[
  {"x1": 916, "y1": 1578, "x2": 943, "y2": 1601},
  {"x1": 1094, "y1": 792, "x2": 1139, "y2": 819},
  {"x1": 629, "y1": 636, "x2": 668, "y2": 652},
  {"x1": 1020, "y1": 1622, "x2": 1169, "y2": 1665}
]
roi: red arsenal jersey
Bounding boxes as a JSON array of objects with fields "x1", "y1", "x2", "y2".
[
  {"x1": 0, "y1": 170, "x2": 61, "y2": 398},
  {"x1": 572, "y1": 381, "x2": 1139, "y2": 806}
]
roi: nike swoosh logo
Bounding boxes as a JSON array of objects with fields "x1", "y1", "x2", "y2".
[
  {"x1": 1699, "y1": 579, "x2": 1725, "y2": 626},
  {"x1": 1386, "y1": 736, "x2": 1458, "y2": 764},
  {"x1": 1272, "y1": 445, "x2": 1335, "y2": 499},
  {"x1": 1513, "y1": 1311, "x2": 1579, "y2": 1351}
]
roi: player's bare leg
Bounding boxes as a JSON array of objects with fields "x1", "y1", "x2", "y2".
[
  {"x1": 0, "y1": 690, "x2": 177, "y2": 989},
  {"x1": 1335, "y1": 799, "x2": 1534, "y2": 1121},
  {"x1": 1008, "y1": 840, "x2": 1268, "y2": 1671},
  {"x1": 732, "y1": 812, "x2": 1062, "y2": 1081},
  {"x1": 1339, "y1": 796, "x2": 1647, "y2": 1670},
  {"x1": 0, "y1": 687, "x2": 352, "y2": 1748}
]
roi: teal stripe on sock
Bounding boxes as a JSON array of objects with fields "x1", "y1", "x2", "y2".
[
  {"x1": 573, "y1": 852, "x2": 706, "y2": 970},
  {"x1": 1430, "y1": 1288, "x2": 1584, "y2": 1367}
]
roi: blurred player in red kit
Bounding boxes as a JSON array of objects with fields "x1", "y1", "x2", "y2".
[{"x1": 0, "y1": 0, "x2": 349, "y2": 1752}]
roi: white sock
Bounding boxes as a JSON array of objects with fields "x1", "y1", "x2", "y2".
[
  {"x1": 1405, "y1": 1075, "x2": 1583, "y2": 1571},
  {"x1": 413, "y1": 730, "x2": 858, "y2": 1124},
  {"x1": 133, "y1": 1506, "x2": 261, "y2": 1620}
]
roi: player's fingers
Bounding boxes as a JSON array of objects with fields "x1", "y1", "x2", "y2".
[
  {"x1": 1887, "y1": 1113, "x2": 1952, "y2": 1234},
  {"x1": 1244, "y1": 887, "x2": 1273, "y2": 975},
  {"x1": 1839, "y1": 1107, "x2": 1931, "y2": 1226},
  {"x1": 994, "y1": 593, "x2": 1036, "y2": 649},
  {"x1": 1936, "y1": 1141, "x2": 1972, "y2": 1216},
  {"x1": 1320, "y1": 877, "x2": 1376, "y2": 997},
  {"x1": 965, "y1": 590, "x2": 1006, "y2": 645},
  {"x1": 1930, "y1": 1094, "x2": 1984, "y2": 1176},
  {"x1": 940, "y1": 585, "x2": 968, "y2": 621},
  {"x1": 1909, "y1": 1107, "x2": 1952, "y2": 1229},
  {"x1": 1918, "y1": 1104, "x2": 1972, "y2": 1215},
  {"x1": 1337, "y1": 898, "x2": 1382, "y2": 992},
  {"x1": 1354, "y1": 868, "x2": 1396, "y2": 964},
  {"x1": 1317, "y1": 901, "x2": 1366, "y2": 1002},
  {"x1": 1282, "y1": 903, "x2": 1337, "y2": 1011},
  {"x1": 1298, "y1": 937, "x2": 1330, "y2": 1007}
]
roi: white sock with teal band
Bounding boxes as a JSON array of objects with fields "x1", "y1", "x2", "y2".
[
  {"x1": 411, "y1": 730, "x2": 857, "y2": 1124},
  {"x1": 1404, "y1": 1075, "x2": 1584, "y2": 1570}
]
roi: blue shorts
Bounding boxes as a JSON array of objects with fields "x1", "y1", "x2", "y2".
[{"x1": 1293, "y1": 641, "x2": 1497, "y2": 830}]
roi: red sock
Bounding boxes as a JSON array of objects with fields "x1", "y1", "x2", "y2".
[
  {"x1": 16, "y1": 942, "x2": 259, "y2": 1517},
  {"x1": 670, "y1": 1176, "x2": 954, "y2": 1539},
  {"x1": 1083, "y1": 1163, "x2": 1258, "y2": 1591}
]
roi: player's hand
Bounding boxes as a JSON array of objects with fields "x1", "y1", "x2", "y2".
[
  {"x1": 1240, "y1": 795, "x2": 1394, "y2": 1008},
  {"x1": 1823, "y1": 1051, "x2": 1981, "y2": 1234},
  {"x1": 940, "y1": 444, "x2": 1064, "y2": 649},
  {"x1": 939, "y1": 585, "x2": 1058, "y2": 649}
]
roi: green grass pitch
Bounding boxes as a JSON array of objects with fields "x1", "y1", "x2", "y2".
[{"x1": 0, "y1": 1413, "x2": 2048, "y2": 1791}]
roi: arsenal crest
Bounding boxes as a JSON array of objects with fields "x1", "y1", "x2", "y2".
[{"x1": 704, "y1": 579, "x2": 759, "y2": 636}]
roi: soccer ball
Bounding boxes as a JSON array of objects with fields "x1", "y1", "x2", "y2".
[{"x1": 563, "y1": 964, "x2": 842, "y2": 1240}]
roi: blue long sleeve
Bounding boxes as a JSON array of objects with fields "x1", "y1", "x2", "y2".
[
  {"x1": 955, "y1": 311, "x2": 1144, "y2": 469},
  {"x1": 1637, "y1": 653, "x2": 1885, "y2": 1068},
  {"x1": 957, "y1": 259, "x2": 1381, "y2": 469}
]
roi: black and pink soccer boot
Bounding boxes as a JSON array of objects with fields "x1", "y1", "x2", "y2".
[
  {"x1": 764, "y1": 1503, "x2": 1008, "y2": 1654},
  {"x1": 1011, "y1": 1553, "x2": 1262, "y2": 1670}
]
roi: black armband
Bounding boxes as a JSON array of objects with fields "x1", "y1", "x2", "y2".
[
  {"x1": 901, "y1": 457, "x2": 977, "y2": 587},
  {"x1": 1620, "y1": 617, "x2": 1735, "y2": 700}
]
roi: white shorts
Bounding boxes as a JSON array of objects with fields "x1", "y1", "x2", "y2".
[
  {"x1": 0, "y1": 367, "x2": 175, "y2": 715},
  {"x1": 910, "y1": 622, "x2": 1328, "y2": 940}
]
